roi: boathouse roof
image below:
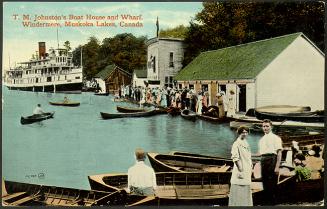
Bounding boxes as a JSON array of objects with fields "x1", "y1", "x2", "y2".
[
  {"x1": 175, "y1": 32, "x2": 316, "y2": 81},
  {"x1": 133, "y1": 68, "x2": 147, "y2": 78},
  {"x1": 95, "y1": 64, "x2": 131, "y2": 80}
]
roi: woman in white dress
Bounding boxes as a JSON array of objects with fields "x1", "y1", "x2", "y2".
[{"x1": 228, "y1": 126, "x2": 253, "y2": 206}]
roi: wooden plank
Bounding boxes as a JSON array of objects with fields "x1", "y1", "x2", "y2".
[
  {"x1": 2, "y1": 192, "x2": 26, "y2": 201},
  {"x1": 9, "y1": 195, "x2": 40, "y2": 206}
]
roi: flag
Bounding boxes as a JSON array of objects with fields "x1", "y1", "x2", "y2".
[{"x1": 156, "y1": 16, "x2": 159, "y2": 37}]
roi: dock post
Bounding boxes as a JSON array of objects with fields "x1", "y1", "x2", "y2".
[
  {"x1": 42, "y1": 86, "x2": 45, "y2": 92},
  {"x1": 54, "y1": 85, "x2": 56, "y2": 93}
]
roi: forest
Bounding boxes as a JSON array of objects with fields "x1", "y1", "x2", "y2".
[{"x1": 71, "y1": 1, "x2": 324, "y2": 80}]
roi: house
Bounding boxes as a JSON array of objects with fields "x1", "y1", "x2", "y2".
[
  {"x1": 146, "y1": 37, "x2": 186, "y2": 88},
  {"x1": 174, "y1": 33, "x2": 324, "y2": 112},
  {"x1": 94, "y1": 64, "x2": 132, "y2": 94},
  {"x1": 132, "y1": 68, "x2": 147, "y2": 88}
]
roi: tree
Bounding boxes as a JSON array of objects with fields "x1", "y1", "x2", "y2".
[
  {"x1": 82, "y1": 36, "x2": 100, "y2": 80},
  {"x1": 63, "y1": 41, "x2": 71, "y2": 52},
  {"x1": 159, "y1": 25, "x2": 189, "y2": 39},
  {"x1": 183, "y1": 1, "x2": 324, "y2": 66}
]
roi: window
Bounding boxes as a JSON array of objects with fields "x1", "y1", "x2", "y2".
[
  {"x1": 47, "y1": 77, "x2": 52, "y2": 82},
  {"x1": 165, "y1": 76, "x2": 169, "y2": 83},
  {"x1": 75, "y1": 76, "x2": 80, "y2": 79},
  {"x1": 189, "y1": 84, "x2": 194, "y2": 90},
  {"x1": 152, "y1": 56, "x2": 156, "y2": 73},
  {"x1": 169, "y1": 52, "x2": 174, "y2": 67}
]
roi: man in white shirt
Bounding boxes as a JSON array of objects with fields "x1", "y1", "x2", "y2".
[
  {"x1": 33, "y1": 104, "x2": 44, "y2": 115},
  {"x1": 258, "y1": 119, "x2": 283, "y2": 205},
  {"x1": 127, "y1": 148, "x2": 157, "y2": 196}
]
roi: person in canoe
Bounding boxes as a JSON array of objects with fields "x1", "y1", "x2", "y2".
[
  {"x1": 33, "y1": 104, "x2": 45, "y2": 115},
  {"x1": 127, "y1": 148, "x2": 157, "y2": 196},
  {"x1": 63, "y1": 96, "x2": 69, "y2": 104},
  {"x1": 228, "y1": 126, "x2": 253, "y2": 206}
]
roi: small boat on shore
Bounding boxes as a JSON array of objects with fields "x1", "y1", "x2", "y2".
[
  {"x1": 49, "y1": 101, "x2": 80, "y2": 107},
  {"x1": 147, "y1": 152, "x2": 233, "y2": 172},
  {"x1": 255, "y1": 105, "x2": 312, "y2": 114},
  {"x1": 116, "y1": 105, "x2": 146, "y2": 113},
  {"x1": 2, "y1": 180, "x2": 122, "y2": 206},
  {"x1": 88, "y1": 171, "x2": 232, "y2": 206},
  {"x1": 100, "y1": 109, "x2": 159, "y2": 120},
  {"x1": 181, "y1": 109, "x2": 197, "y2": 121},
  {"x1": 20, "y1": 112, "x2": 55, "y2": 125}
]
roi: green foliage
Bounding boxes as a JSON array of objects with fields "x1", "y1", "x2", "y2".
[
  {"x1": 159, "y1": 25, "x2": 188, "y2": 39},
  {"x1": 295, "y1": 166, "x2": 311, "y2": 181},
  {"x1": 72, "y1": 33, "x2": 147, "y2": 80},
  {"x1": 183, "y1": 1, "x2": 324, "y2": 66},
  {"x1": 63, "y1": 41, "x2": 71, "y2": 52}
]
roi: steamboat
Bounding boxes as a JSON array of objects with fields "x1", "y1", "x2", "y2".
[{"x1": 4, "y1": 42, "x2": 83, "y2": 93}]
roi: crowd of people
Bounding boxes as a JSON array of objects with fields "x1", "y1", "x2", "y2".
[{"x1": 116, "y1": 85, "x2": 237, "y2": 118}]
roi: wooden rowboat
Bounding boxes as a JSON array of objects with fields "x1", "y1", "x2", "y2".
[
  {"x1": 196, "y1": 114, "x2": 232, "y2": 123},
  {"x1": 100, "y1": 109, "x2": 160, "y2": 119},
  {"x1": 20, "y1": 112, "x2": 55, "y2": 125},
  {"x1": 116, "y1": 105, "x2": 146, "y2": 113},
  {"x1": 147, "y1": 152, "x2": 233, "y2": 173},
  {"x1": 181, "y1": 109, "x2": 197, "y2": 121},
  {"x1": 2, "y1": 180, "x2": 124, "y2": 206},
  {"x1": 254, "y1": 105, "x2": 312, "y2": 114},
  {"x1": 88, "y1": 171, "x2": 232, "y2": 206},
  {"x1": 94, "y1": 92, "x2": 109, "y2": 96},
  {"x1": 49, "y1": 101, "x2": 80, "y2": 107},
  {"x1": 167, "y1": 106, "x2": 181, "y2": 116}
]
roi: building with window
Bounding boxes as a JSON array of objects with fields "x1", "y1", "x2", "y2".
[
  {"x1": 175, "y1": 33, "x2": 324, "y2": 112},
  {"x1": 146, "y1": 37, "x2": 186, "y2": 88}
]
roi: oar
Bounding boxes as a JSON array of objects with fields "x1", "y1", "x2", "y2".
[{"x1": 126, "y1": 195, "x2": 157, "y2": 207}]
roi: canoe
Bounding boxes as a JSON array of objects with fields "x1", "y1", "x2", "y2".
[
  {"x1": 116, "y1": 106, "x2": 146, "y2": 113},
  {"x1": 254, "y1": 110, "x2": 324, "y2": 123},
  {"x1": 20, "y1": 112, "x2": 55, "y2": 125},
  {"x1": 147, "y1": 152, "x2": 234, "y2": 173},
  {"x1": 255, "y1": 105, "x2": 311, "y2": 114},
  {"x1": 100, "y1": 109, "x2": 159, "y2": 119},
  {"x1": 196, "y1": 114, "x2": 232, "y2": 123},
  {"x1": 2, "y1": 180, "x2": 123, "y2": 206},
  {"x1": 88, "y1": 171, "x2": 232, "y2": 206},
  {"x1": 49, "y1": 101, "x2": 80, "y2": 107},
  {"x1": 94, "y1": 92, "x2": 109, "y2": 96},
  {"x1": 181, "y1": 109, "x2": 197, "y2": 121},
  {"x1": 170, "y1": 151, "x2": 231, "y2": 160}
]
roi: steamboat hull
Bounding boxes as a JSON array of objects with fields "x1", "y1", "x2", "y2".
[{"x1": 6, "y1": 82, "x2": 82, "y2": 93}]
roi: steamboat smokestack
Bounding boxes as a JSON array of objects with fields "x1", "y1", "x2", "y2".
[{"x1": 38, "y1": 42, "x2": 46, "y2": 59}]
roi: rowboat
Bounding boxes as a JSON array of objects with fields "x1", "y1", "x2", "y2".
[
  {"x1": 181, "y1": 109, "x2": 197, "y2": 121},
  {"x1": 116, "y1": 106, "x2": 146, "y2": 113},
  {"x1": 166, "y1": 106, "x2": 181, "y2": 116},
  {"x1": 49, "y1": 101, "x2": 80, "y2": 107},
  {"x1": 88, "y1": 171, "x2": 232, "y2": 206},
  {"x1": 20, "y1": 112, "x2": 55, "y2": 125},
  {"x1": 196, "y1": 114, "x2": 232, "y2": 123},
  {"x1": 2, "y1": 180, "x2": 124, "y2": 206},
  {"x1": 100, "y1": 109, "x2": 161, "y2": 119},
  {"x1": 147, "y1": 152, "x2": 233, "y2": 173}
]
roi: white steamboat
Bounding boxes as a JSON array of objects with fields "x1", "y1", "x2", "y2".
[{"x1": 4, "y1": 42, "x2": 83, "y2": 93}]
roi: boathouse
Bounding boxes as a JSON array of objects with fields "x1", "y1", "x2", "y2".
[
  {"x1": 174, "y1": 33, "x2": 324, "y2": 112},
  {"x1": 146, "y1": 37, "x2": 186, "y2": 88},
  {"x1": 94, "y1": 64, "x2": 132, "y2": 94}
]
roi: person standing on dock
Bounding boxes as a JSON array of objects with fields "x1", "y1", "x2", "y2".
[
  {"x1": 127, "y1": 148, "x2": 157, "y2": 196},
  {"x1": 228, "y1": 126, "x2": 253, "y2": 206},
  {"x1": 258, "y1": 119, "x2": 283, "y2": 205}
]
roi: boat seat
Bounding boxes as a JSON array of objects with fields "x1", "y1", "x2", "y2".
[
  {"x1": 203, "y1": 165, "x2": 230, "y2": 172},
  {"x1": 8, "y1": 195, "x2": 40, "y2": 206}
]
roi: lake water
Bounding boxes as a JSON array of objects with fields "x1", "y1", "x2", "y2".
[{"x1": 2, "y1": 86, "x2": 261, "y2": 190}]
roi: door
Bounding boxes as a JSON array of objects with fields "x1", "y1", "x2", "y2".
[{"x1": 238, "y1": 84, "x2": 246, "y2": 112}]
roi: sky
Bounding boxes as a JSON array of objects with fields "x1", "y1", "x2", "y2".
[{"x1": 2, "y1": 1, "x2": 203, "y2": 70}]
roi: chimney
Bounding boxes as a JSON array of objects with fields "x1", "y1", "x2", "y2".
[{"x1": 38, "y1": 42, "x2": 46, "y2": 59}]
